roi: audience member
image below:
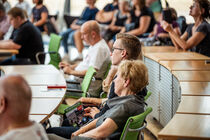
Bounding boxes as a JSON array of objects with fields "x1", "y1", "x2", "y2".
[
  {"x1": 0, "y1": 3, "x2": 10, "y2": 40},
  {"x1": 48, "y1": 60, "x2": 148, "y2": 140},
  {"x1": 47, "y1": 33, "x2": 147, "y2": 139},
  {"x1": 0, "y1": 0, "x2": 10, "y2": 13},
  {"x1": 0, "y1": 7, "x2": 44, "y2": 65},
  {"x1": 59, "y1": 20, "x2": 110, "y2": 97},
  {"x1": 61, "y1": 0, "x2": 98, "y2": 61},
  {"x1": 143, "y1": 7, "x2": 180, "y2": 46},
  {"x1": 161, "y1": 0, "x2": 210, "y2": 57},
  {"x1": 121, "y1": 0, "x2": 156, "y2": 38},
  {"x1": 31, "y1": 0, "x2": 48, "y2": 32},
  {"x1": 0, "y1": 75, "x2": 49, "y2": 140},
  {"x1": 15, "y1": 0, "x2": 31, "y2": 17},
  {"x1": 80, "y1": 33, "x2": 147, "y2": 119},
  {"x1": 103, "y1": 0, "x2": 130, "y2": 47},
  {"x1": 95, "y1": 0, "x2": 118, "y2": 24}
]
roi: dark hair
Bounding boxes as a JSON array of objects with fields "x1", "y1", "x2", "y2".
[
  {"x1": 169, "y1": 8, "x2": 177, "y2": 21},
  {"x1": 8, "y1": 7, "x2": 25, "y2": 19},
  {"x1": 135, "y1": 0, "x2": 146, "y2": 11},
  {"x1": 0, "y1": 3, "x2": 5, "y2": 12},
  {"x1": 195, "y1": 0, "x2": 210, "y2": 19},
  {"x1": 37, "y1": 0, "x2": 43, "y2": 5},
  {"x1": 116, "y1": 33, "x2": 142, "y2": 60}
]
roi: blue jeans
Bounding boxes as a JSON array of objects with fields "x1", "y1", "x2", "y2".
[{"x1": 60, "y1": 28, "x2": 76, "y2": 54}]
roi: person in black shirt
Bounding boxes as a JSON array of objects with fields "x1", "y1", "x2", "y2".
[{"x1": 0, "y1": 7, "x2": 44, "y2": 65}]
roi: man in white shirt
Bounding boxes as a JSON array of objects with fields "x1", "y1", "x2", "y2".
[
  {"x1": 59, "y1": 20, "x2": 111, "y2": 97},
  {"x1": 0, "y1": 75, "x2": 48, "y2": 140},
  {"x1": 15, "y1": 0, "x2": 31, "y2": 17}
]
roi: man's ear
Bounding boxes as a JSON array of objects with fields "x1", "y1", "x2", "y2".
[
  {"x1": 121, "y1": 49, "x2": 127, "y2": 59},
  {"x1": 0, "y1": 97, "x2": 6, "y2": 114}
]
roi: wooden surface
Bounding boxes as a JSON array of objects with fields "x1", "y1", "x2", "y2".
[
  {"x1": 176, "y1": 96, "x2": 210, "y2": 115},
  {"x1": 172, "y1": 71, "x2": 210, "y2": 82},
  {"x1": 160, "y1": 60, "x2": 210, "y2": 72},
  {"x1": 0, "y1": 49, "x2": 18, "y2": 55},
  {"x1": 142, "y1": 46, "x2": 183, "y2": 54},
  {"x1": 180, "y1": 82, "x2": 210, "y2": 96},
  {"x1": 144, "y1": 52, "x2": 210, "y2": 62},
  {"x1": 158, "y1": 114, "x2": 210, "y2": 139}
]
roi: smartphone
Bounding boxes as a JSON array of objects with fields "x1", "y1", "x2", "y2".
[{"x1": 162, "y1": 9, "x2": 173, "y2": 24}]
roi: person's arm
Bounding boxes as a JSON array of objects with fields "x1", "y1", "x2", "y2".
[
  {"x1": 0, "y1": 40, "x2": 21, "y2": 49},
  {"x1": 161, "y1": 21, "x2": 206, "y2": 50},
  {"x1": 31, "y1": 14, "x2": 34, "y2": 23},
  {"x1": 126, "y1": 16, "x2": 151, "y2": 36},
  {"x1": 79, "y1": 118, "x2": 118, "y2": 139},
  {"x1": 34, "y1": 12, "x2": 48, "y2": 27},
  {"x1": 108, "y1": 11, "x2": 122, "y2": 31},
  {"x1": 149, "y1": 24, "x2": 157, "y2": 37},
  {"x1": 170, "y1": 31, "x2": 188, "y2": 49},
  {"x1": 95, "y1": 10, "x2": 115, "y2": 23},
  {"x1": 79, "y1": 97, "x2": 102, "y2": 105},
  {"x1": 72, "y1": 118, "x2": 98, "y2": 138},
  {"x1": 62, "y1": 67, "x2": 87, "y2": 77},
  {"x1": 70, "y1": 19, "x2": 81, "y2": 30}
]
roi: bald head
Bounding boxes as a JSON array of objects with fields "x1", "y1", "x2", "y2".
[
  {"x1": 80, "y1": 20, "x2": 101, "y2": 46},
  {"x1": 81, "y1": 20, "x2": 100, "y2": 36},
  {"x1": 0, "y1": 75, "x2": 32, "y2": 123}
]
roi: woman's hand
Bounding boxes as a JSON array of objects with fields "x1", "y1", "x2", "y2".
[
  {"x1": 161, "y1": 21, "x2": 173, "y2": 33},
  {"x1": 84, "y1": 107, "x2": 100, "y2": 118}
]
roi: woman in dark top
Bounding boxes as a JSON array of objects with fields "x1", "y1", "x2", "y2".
[
  {"x1": 161, "y1": 0, "x2": 210, "y2": 57},
  {"x1": 31, "y1": 0, "x2": 48, "y2": 32},
  {"x1": 121, "y1": 0, "x2": 156, "y2": 37},
  {"x1": 104, "y1": 0, "x2": 130, "y2": 42}
]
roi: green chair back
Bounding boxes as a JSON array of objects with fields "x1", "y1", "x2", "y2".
[
  {"x1": 48, "y1": 33, "x2": 62, "y2": 69},
  {"x1": 120, "y1": 107, "x2": 153, "y2": 140},
  {"x1": 144, "y1": 91, "x2": 152, "y2": 101},
  {"x1": 103, "y1": 61, "x2": 112, "y2": 79},
  {"x1": 81, "y1": 66, "x2": 97, "y2": 97}
]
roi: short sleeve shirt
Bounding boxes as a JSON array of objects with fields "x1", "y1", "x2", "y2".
[
  {"x1": 75, "y1": 39, "x2": 111, "y2": 96},
  {"x1": 103, "y1": 3, "x2": 118, "y2": 12},
  {"x1": 130, "y1": 7, "x2": 156, "y2": 33},
  {"x1": 80, "y1": 7, "x2": 99, "y2": 21},
  {"x1": 186, "y1": 21, "x2": 210, "y2": 57},
  {"x1": 10, "y1": 21, "x2": 44, "y2": 63},
  {"x1": 32, "y1": 5, "x2": 48, "y2": 31}
]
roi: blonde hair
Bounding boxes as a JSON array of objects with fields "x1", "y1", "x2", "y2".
[{"x1": 119, "y1": 60, "x2": 148, "y2": 93}]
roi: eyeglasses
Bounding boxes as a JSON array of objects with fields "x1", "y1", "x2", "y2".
[{"x1": 111, "y1": 47, "x2": 124, "y2": 53}]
